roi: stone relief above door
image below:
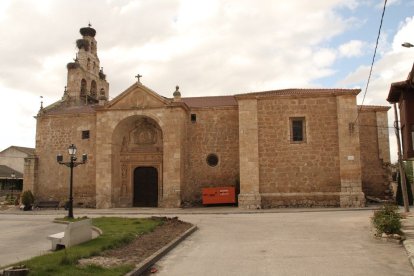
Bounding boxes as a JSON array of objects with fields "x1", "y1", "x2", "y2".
[{"x1": 121, "y1": 117, "x2": 162, "y2": 153}]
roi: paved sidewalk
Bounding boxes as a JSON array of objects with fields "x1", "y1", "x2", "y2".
[
  {"x1": 402, "y1": 213, "x2": 414, "y2": 269},
  {"x1": 2, "y1": 205, "x2": 413, "y2": 275}
]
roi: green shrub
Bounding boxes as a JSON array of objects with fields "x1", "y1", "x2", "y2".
[
  {"x1": 372, "y1": 204, "x2": 402, "y2": 234},
  {"x1": 21, "y1": 190, "x2": 35, "y2": 206}
]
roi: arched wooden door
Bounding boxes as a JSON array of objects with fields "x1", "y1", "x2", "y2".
[{"x1": 133, "y1": 167, "x2": 158, "y2": 207}]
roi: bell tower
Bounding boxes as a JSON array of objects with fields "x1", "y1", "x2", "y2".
[{"x1": 65, "y1": 25, "x2": 109, "y2": 104}]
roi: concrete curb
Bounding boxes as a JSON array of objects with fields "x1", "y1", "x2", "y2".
[
  {"x1": 0, "y1": 206, "x2": 382, "y2": 216},
  {"x1": 401, "y1": 215, "x2": 414, "y2": 271},
  {"x1": 125, "y1": 225, "x2": 198, "y2": 276},
  {"x1": 402, "y1": 240, "x2": 414, "y2": 269}
]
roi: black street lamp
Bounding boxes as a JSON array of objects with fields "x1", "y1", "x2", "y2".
[
  {"x1": 57, "y1": 144, "x2": 87, "y2": 218},
  {"x1": 11, "y1": 172, "x2": 16, "y2": 202}
]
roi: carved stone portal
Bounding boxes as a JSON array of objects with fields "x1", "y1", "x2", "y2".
[{"x1": 121, "y1": 164, "x2": 128, "y2": 196}]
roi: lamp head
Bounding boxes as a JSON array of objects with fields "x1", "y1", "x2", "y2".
[
  {"x1": 57, "y1": 154, "x2": 63, "y2": 163},
  {"x1": 402, "y1": 42, "x2": 414, "y2": 48},
  {"x1": 68, "y1": 144, "x2": 77, "y2": 156}
]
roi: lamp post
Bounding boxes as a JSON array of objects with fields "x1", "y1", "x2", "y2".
[
  {"x1": 11, "y1": 172, "x2": 16, "y2": 202},
  {"x1": 57, "y1": 144, "x2": 87, "y2": 218}
]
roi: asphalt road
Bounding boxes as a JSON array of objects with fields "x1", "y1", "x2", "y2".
[
  {"x1": 153, "y1": 211, "x2": 413, "y2": 276},
  {"x1": 0, "y1": 215, "x2": 66, "y2": 267}
]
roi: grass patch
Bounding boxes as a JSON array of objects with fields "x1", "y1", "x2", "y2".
[{"x1": 15, "y1": 217, "x2": 162, "y2": 276}]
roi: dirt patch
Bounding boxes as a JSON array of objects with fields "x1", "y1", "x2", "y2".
[{"x1": 78, "y1": 217, "x2": 192, "y2": 268}]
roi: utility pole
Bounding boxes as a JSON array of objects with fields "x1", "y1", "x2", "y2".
[{"x1": 393, "y1": 103, "x2": 410, "y2": 212}]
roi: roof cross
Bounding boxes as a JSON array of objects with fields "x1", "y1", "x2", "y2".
[{"x1": 135, "y1": 74, "x2": 142, "y2": 84}]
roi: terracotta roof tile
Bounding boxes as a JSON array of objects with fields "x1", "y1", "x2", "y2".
[
  {"x1": 11, "y1": 146, "x2": 35, "y2": 155},
  {"x1": 357, "y1": 105, "x2": 391, "y2": 111},
  {"x1": 235, "y1": 88, "x2": 361, "y2": 98},
  {"x1": 45, "y1": 105, "x2": 97, "y2": 115}
]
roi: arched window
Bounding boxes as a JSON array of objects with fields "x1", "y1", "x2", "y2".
[
  {"x1": 80, "y1": 79, "x2": 87, "y2": 96},
  {"x1": 90, "y1": 80, "x2": 97, "y2": 97},
  {"x1": 93, "y1": 61, "x2": 96, "y2": 70},
  {"x1": 91, "y1": 42, "x2": 95, "y2": 52},
  {"x1": 100, "y1": 88, "x2": 105, "y2": 96},
  {"x1": 87, "y1": 58, "x2": 90, "y2": 69}
]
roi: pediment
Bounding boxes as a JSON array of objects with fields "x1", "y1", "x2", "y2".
[{"x1": 106, "y1": 83, "x2": 170, "y2": 109}]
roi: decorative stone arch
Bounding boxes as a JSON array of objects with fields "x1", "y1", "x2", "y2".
[
  {"x1": 96, "y1": 107, "x2": 184, "y2": 209},
  {"x1": 111, "y1": 115, "x2": 163, "y2": 207}
]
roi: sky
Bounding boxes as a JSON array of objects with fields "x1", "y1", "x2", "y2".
[{"x1": 0, "y1": 0, "x2": 413, "y2": 162}]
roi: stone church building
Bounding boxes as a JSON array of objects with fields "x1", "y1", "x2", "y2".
[{"x1": 24, "y1": 26, "x2": 391, "y2": 209}]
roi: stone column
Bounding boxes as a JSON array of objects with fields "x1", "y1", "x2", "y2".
[
  {"x1": 159, "y1": 109, "x2": 185, "y2": 207},
  {"x1": 337, "y1": 95, "x2": 365, "y2": 207},
  {"x1": 23, "y1": 155, "x2": 38, "y2": 193},
  {"x1": 376, "y1": 111, "x2": 390, "y2": 163},
  {"x1": 237, "y1": 98, "x2": 261, "y2": 209},
  {"x1": 95, "y1": 115, "x2": 112, "y2": 209}
]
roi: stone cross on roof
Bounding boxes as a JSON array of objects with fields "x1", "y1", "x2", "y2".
[{"x1": 135, "y1": 74, "x2": 142, "y2": 84}]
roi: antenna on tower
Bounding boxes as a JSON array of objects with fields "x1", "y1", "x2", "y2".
[{"x1": 40, "y1": 96, "x2": 43, "y2": 109}]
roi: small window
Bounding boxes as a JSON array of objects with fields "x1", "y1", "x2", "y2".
[
  {"x1": 206, "y1": 154, "x2": 218, "y2": 167},
  {"x1": 191, "y1": 114, "x2": 197, "y2": 123},
  {"x1": 290, "y1": 117, "x2": 306, "y2": 142},
  {"x1": 82, "y1": 130, "x2": 90, "y2": 139}
]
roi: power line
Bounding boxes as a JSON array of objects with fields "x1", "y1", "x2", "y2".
[{"x1": 354, "y1": 0, "x2": 388, "y2": 124}]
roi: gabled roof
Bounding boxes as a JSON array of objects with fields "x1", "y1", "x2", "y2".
[
  {"x1": 0, "y1": 165, "x2": 23, "y2": 179},
  {"x1": 106, "y1": 82, "x2": 170, "y2": 108},
  {"x1": 1, "y1": 146, "x2": 35, "y2": 155}
]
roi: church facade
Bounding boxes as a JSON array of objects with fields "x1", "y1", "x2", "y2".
[{"x1": 24, "y1": 26, "x2": 391, "y2": 209}]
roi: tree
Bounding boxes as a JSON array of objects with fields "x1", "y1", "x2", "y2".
[{"x1": 405, "y1": 161, "x2": 414, "y2": 186}]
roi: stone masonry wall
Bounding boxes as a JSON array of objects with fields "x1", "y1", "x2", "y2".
[
  {"x1": 35, "y1": 112, "x2": 97, "y2": 207},
  {"x1": 183, "y1": 107, "x2": 239, "y2": 205},
  {"x1": 257, "y1": 95, "x2": 341, "y2": 207},
  {"x1": 358, "y1": 109, "x2": 391, "y2": 198}
]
